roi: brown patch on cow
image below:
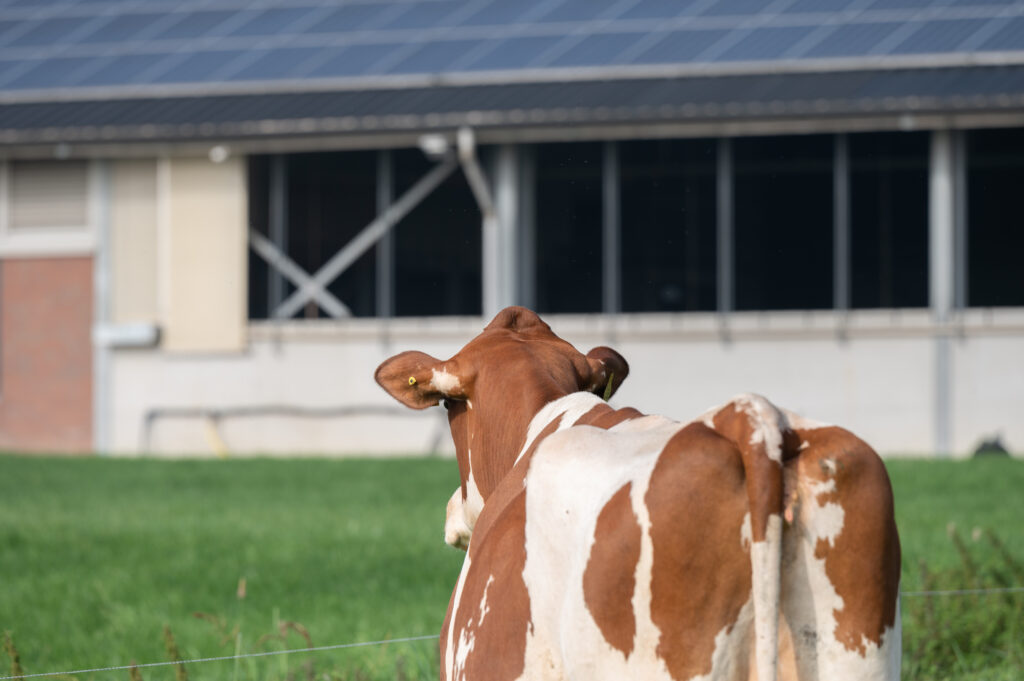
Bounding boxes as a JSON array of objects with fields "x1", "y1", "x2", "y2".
[
  {"x1": 452, "y1": 486, "x2": 532, "y2": 680},
  {"x1": 709, "y1": 400, "x2": 797, "y2": 544},
  {"x1": 583, "y1": 482, "x2": 641, "y2": 657},
  {"x1": 646, "y1": 423, "x2": 753, "y2": 680},
  {"x1": 574, "y1": 403, "x2": 644, "y2": 429},
  {"x1": 793, "y1": 426, "x2": 901, "y2": 654}
]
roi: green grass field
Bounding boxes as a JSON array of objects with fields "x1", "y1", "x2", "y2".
[{"x1": 1, "y1": 455, "x2": 1021, "y2": 681}]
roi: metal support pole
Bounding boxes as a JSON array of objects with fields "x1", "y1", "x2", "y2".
[
  {"x1": 376, "y1": 150, "x2": 394, "y2": 318},
  {"x1": 493, "y1": 144, "x2": 519, "y2": 315},
  {"x1": 717, "y1": 138, "x2": 734, "y2": 316},
  {"x1": 953, "y1": 130, "x2": 968, "y2": 310},
  {"x1": 603, "y1": 141, "x2": 620, "y2": 315},
  {"x1": 518, "y1": 145, "x2": 536, "y2": 310},
  {"x1": 834, "y1": 134, "x2": 851, "y2": 313},
  {"x1": 268, "y1": 155, "x2": 288, "y2": 315},
  {"x1": 930, "y1": 130, "x2": 956, "y2": 456}
]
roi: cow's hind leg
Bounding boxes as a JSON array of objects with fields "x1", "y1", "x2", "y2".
[{"x1": 780, "y1": 425, "x2": 901, "y2": 681}]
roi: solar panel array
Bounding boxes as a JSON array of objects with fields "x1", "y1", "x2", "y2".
[{"x1": 1, "y1": 0, "x2": 1023, "y2": 95}]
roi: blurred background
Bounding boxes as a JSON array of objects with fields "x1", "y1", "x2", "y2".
[{"x1": 0, "y1": 0, "x2": 1022, "y2": 458}]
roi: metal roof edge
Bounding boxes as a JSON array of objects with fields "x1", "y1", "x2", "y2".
[{"x1": 3, "y1": 50, "x2": 1024, "y2": 106}]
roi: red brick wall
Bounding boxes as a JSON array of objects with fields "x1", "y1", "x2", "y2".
[{"x1": 0, "y1": 257, "x2": 93, "y2": 453}]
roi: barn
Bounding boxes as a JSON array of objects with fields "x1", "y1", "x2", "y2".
[{"x1": 0, "y1": 0, "x2": 1022, "y2": 456}]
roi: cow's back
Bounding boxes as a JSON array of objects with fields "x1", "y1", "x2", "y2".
[{"x1": 441, "y1": 399, "x2": 901, "y2": 681}]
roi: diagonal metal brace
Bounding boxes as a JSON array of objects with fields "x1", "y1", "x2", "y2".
[
  {"x1": 249, "y1": 229, "x2": 352, "y2": 318},
  {"x1": 273, "y1": 155, "x2": 459, "y2": 320}
]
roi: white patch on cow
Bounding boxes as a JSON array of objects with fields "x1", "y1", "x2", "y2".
[
  {"x1": 445, "y1": 488, "x2": 472, "y2": 550},
  {"x1": 822, "y1": 457, "x2": 838, "y2": 475},
  {"x1": 733, "y1": 393, "x2": 788, "y2": 463},
  {"x1": 781, "y1": 408, "x2": 831, "y2": 431},
  {"x1": 444, "y1": 553, "x2": 471, "y2": 680},
  {"x1": 689, "y1": 597, "x2": 756, "y2": 681},
  {"x1": 513, "y1": 392, "x2": 606, "y2": 466},
  {"x1": 452, "y1": 574, "x2": 494, "y2": 681},
  {"x1": 740, "y1": 511, "x2": 752, "y2": 548},
  {"x1": 516, "y1": 415, "x2": 687, "y2": 681},
  {"x1": 781, "y1": 476, "x2": 901, "y2": 681},
  {"x1": 462, "y1": 459, "x2": 485, "y2": 532},
  {"x1": 749, "y1": 514, "x2": 782, "y2": 681},
  {"x1": 431, "y1": 368, "x2": 462, "y2": 395},
  {"x1": 466, "y1": 400, "x2": 473, "y2": 409},
  {"x1": 799, "y1": 440, "x2": 811, "y2": 451}
]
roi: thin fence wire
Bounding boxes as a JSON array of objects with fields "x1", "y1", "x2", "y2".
[
  {"x1": 3, "y1": 586, "x2": 1022, "y2": 681},
  {"x1": 0, "y1": 634, "x2": 437, "y2": 681}
]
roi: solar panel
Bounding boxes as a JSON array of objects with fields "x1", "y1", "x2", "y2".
[
  {"x1": 375, "y1": 0, "x2": 466, "y2": 30},
  {"x1": 300, "y1": 4, "x2": 397, "y2": 34},
  {"x1": 715, "y1": 25, "x2": 818, "y2": 61},
  {"x1": 888, "y1": 19, "x2": 989, "y2": 54},
  {"x1": 151, "y1": 10, "x2": 236, "y2": 41},
  {"x1": 2, "y1": 56, "x2": 93, "y2": 89},
  {"x1": 800, "y1": 22, "x2": 902, "y2": 58},
  {"x1": 978, "y1": 17, "x2": 1024, "y2": 52},
  {"x1": 532, "y1": 0, "x2": 624, "y2": 24},
  {"x1": 149, "y1": 50, "x2": 250, "y2": 84},
  {"x1": 462, "y1": 35, "x2": 566, "y2": 71},
  {"x1": 76, "y1": 52, "x2": 171, "y2": 86},
  {"x1": 383, "y1": 39, "x2": 484, "y2": 74},
  {"x1": 6, "y1": 17, "x2": 90, "y2": 47},
  {"x1": 303, "y1": 43, "x2": 401, "y2": 78},
  {"x1": 629, "y1": 29, "x2": 732, "y2": 65},
  {"x1": 545, "y1": 32, "x2": 647, "y2": 68},
  {"x1": 73, "y1": 13, "x2": 169, "y2": 45},
  {"x1": 617, "y1": 0, "x2": 695, "y2": 21},
  {"x1": 0, "y1": 0, "x2": 1018, "y2": 96},
  {"x1": 226, "y1": 8, "x2": 319, "y2": 37},
  {"x1": 229, "y1": 47, "x2": 328, "y2": 82}
]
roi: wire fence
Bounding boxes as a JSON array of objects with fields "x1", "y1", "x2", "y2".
[{"x1": 2, "y1": 586, "x2": 1021, "y2": 681}]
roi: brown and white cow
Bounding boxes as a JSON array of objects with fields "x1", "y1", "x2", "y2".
[{"x1": 376, "y1": 307, "x2": 901, "y2": 681}]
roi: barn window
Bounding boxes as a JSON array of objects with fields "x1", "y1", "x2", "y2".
[
  {"x1": 248, "y1": 148, "x2": 480, "y2": 320},
  {"x1": 733, "y1": 135, "x2": 834, "y2": 311},
  {"x1": 849, "y1": 132, "x2": 929, "y2": 309},
  {"x1": 533, "y1": 142, "x2": 603, "y2": 314},
  {"x1": 967, "y1": 128, "x2": 1024, "y2": 307},
  {"x1": 392, "y1": 148, "x2": 481, "y2": 317},
  {"x1": 619, "y1": 139, "x2": 717, "y2": 313}
]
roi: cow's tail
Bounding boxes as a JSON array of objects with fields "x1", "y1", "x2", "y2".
[{"x1": 705, "y1": 394, "x2": 795, "y2": 681}]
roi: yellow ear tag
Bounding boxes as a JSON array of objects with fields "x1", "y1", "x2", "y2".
[
  {"x1": 602, "y1": 372, "x2": 615, "y2": 401},
  {"x1": 408, "y1": 376, "x2": 417, "y2": 386}
]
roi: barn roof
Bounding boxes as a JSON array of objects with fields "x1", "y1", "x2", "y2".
[{"x1": 2, "y1": 0, "x2": 1024, "y2": 148}]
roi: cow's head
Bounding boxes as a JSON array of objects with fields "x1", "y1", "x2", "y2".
[{"x1": 376, "y1": 307, "x2": 628, "y2": 544}]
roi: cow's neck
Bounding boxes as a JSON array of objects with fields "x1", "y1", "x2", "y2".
[{"x1": 451, "y1": 389, "x2": 606, "y2": 529}]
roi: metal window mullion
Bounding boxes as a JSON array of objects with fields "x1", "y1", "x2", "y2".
[
  {"x1": 268, "y1": 155, "x2": 288, "y2": 316},
  {"x1": 834, "y1": 134, "x2": 850, "y2": 312},
  {"x1": 376, "y1": 150, "x2": 394, "y2": 318},
  {"x1": 954, "y1": 130, "x2": 968, "y2": 310},
  {"x1": 518, "y1": 145, "x2": 536, "y2": 310},
  {"x1": 717, "y1": 137, "x2": 734, "y2": 315},
  {"x1": 602, "y1": 141, "x2": 620, "y2": 315}
]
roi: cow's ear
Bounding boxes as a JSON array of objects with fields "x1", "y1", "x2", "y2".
[
  {"x1": 375, "y1": 351, "x2": 467, "y2": 409},
  {"x1": 585, "y1": 347, "x2": 629, "y2": 400}
]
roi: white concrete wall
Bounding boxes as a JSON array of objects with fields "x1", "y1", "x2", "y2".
[{"x1": 106, "y1": 309, "x2": 1024, "y2": 458}]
